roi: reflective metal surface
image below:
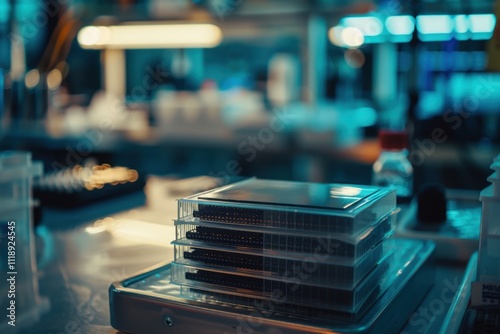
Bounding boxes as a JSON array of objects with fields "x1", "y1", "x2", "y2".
[{"x1": 23, "y1": 191, "x2": 175, "y2": 334}]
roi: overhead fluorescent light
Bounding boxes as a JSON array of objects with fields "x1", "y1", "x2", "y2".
[
  {"x1": 469, "y1": 14, "x2": 496, "y2": 33},
  {"x1": 416, "y1": 14, "x2": 494, "y2": 41},
  {"x1": 341, "y1": 16, "x2": 384, "y2": 37},
  {"x1": 416, "y1": 15, "x2": 453, "y2": 34},
  {"x1": 386, "y1": 15, "x2": 414, "y2": 43},
  {"x1": 416, "y1": 15, "x2": 453, "y2": 41},
  {"x1": 454, "y1": 15, "x2": 469, "y2": 40},
  {"x1": 332, "y1": 13, "x2": 495, "y2": 44},
  {"x1": 335, "y1": 16, "x2": 384, "y2": 44},
  {"x1": 454, "y1": 15, "x2": 469, "y2": 34},
  {"x1": 78, "y1": 23, "x2": 223, "y2": 49},
  {"x1": 469, "y1": 14, "x2": 496, "y2": 40},
  {"x1": 386, "y1": 16, "x2": 414, "y2": 35}
]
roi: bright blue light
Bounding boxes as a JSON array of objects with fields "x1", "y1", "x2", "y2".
[
  {"x1": 416, "y1": 15, "x2": 454, "y2": 41},
  {"x1": 454, "y1": 15, "x2": 469, "y2": 33},
  {"x1": 469, "y1": 14, "x2": 496, "y2": 40},
  {"x1": 416, "y1": 15, "x2": 453, "y2": 34},
  {"x1": 341, "y1": 16, "x2": 384, "y2": 37},
  {"x1": 469, "y1": 14, "x2": 496, "y2": 33},
  {"x1": 335, "y1": 13, "x2": 496, "y2": 44},
  {"x1": 386, "y1": 16, "x2": 415, "y2": 35},
  {"x1": 454, "y1": 15, "x2": 470, "y2": 40}
]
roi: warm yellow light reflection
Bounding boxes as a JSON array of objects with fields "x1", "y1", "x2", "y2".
[
  {"x1": 341, "y1": 27, "x2": 364, "y2": 48},
  {"x1": 25, "y1": 69, "x2": 40, "y2": 88},
  {"x1": 78, "y1": 24, "x2": 222, "y2": 49},
  {"x1": 85, "y1": 217, "x2": 114, "y2": 234},
  {"x1": 72, "y1": 164, "x2": 138, "y2": 191},
  {"x1": 47, "y1": 69, "x2": 62, "y2": 90},
  {"x1": 330, "y1": 186, "x2": 362, "y2": 197},
  {"x1": 77, "y1": 26, "x2": 111, "y2": 47},
  {"x1": 329, "y1": 26, "x2": 364, "y2": 48},
  {"x1": 328, "y1": 26, "x2": 344, "y2": 47}
]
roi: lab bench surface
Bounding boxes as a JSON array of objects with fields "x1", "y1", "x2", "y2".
[{"x1": 17, "y1": 191, "x2": 472, "y2": 334}]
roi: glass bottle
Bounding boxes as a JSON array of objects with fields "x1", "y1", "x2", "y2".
[{"x1": 372, "y1": 130, "x2": 413, "y2": 200}]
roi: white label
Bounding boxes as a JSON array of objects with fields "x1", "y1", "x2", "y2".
[{"x1": 471, "y1": 281, "x2": 500, "y2": 307}]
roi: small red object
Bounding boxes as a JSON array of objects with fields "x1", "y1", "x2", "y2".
[{"x1": 378, "y1": 130, "x2": 408, "y2": 150}]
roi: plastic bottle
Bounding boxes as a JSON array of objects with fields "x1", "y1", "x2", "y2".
[{"x1": 372, "y1": 130, "x2": 413, "y2": 200}]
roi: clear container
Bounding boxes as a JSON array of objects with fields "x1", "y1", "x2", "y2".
[
  {"x1": 173, "y1": 240, "x2": 392, "y2": 289},
  {"x1": 0, "y1": 151, "x2": 47, "y2": 331},
  {"x1": 173, "y1": 210, "x2": 396, "y2": 263},
  {"x1": 171, "y1": 252, "x2": 392, "y2": 313},
  {"x1": 372, "y1": 131, "x2": 413, "y2": 199},
  {"x1": 178, "y1": 178, "x2": 397, "y2": 235}
]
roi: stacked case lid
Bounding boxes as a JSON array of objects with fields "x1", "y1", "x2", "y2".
[{"x1": 171, "y1": 178, "x2": 397, "y2": 314}]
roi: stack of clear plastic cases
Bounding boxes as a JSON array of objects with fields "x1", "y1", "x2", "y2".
[{"x1": 171, "y1": 178, "x2": 397, "y2": 314}]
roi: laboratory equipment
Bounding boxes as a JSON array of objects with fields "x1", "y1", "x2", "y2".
[
  {"x1": 0, "y1": 151, "x2": 48, "y2": 331},
  {"x1": 109, "y1": 178, "x2": 435, "y2": 333},
  {"x1": 372, "y1": 130, "x2": 413, "y2": 200}
]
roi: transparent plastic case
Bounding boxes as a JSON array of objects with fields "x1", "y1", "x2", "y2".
[
  {"x1": 109, "y1": 177, "x2": 433, "y2": 333},
  {"x1": 171, "y1": 253, "x2": 391, "y2": 313},
  {"x1": 173, "y1": 240, "x2": 391, "y2": 289},
  {"x1": 178, "y1": 179, "x2": 397, "y2": 235},
  {"x1": 173, "y1": 210, "x2": 396, "y2": 263},
  {"x1": 170, "y1": 181, "x2": 398, "y2": 314},
  {"x1": 0, "y1": 151, "x2": 47, "y2": 331}
]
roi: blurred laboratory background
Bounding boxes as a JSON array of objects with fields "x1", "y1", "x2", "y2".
[{"x1": 1, "y1": 0, "x2": 500, "y2": 203}]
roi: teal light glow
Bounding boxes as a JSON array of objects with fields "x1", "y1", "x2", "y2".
[
  {"x1": 469, "y1": 14, "x2": 496, "y2": 40},
  {"x1": 386, "y1": 16, "x2": 415, "y2": 35},
  {"x1": 341, "y1": 16, "x2": 384, "y2": 37},
  {"x1": 416, "y1": 15, "x2": 454, "y2": 34},
  {"x1": 469, "y1": 14, "x2": 496, "y2": 33},
  {"x1": 333, "y1": 13, "x2": 496, "y2": 44},
  {"x1": 454, "y1": 15, "x2": 469, "y2": 40},
  {"x1": 386, "y1": 15, "x2": 414, "y2": 43},
  {"x1": 454, "y1": 15, "x2": 469, "y2": 33}
]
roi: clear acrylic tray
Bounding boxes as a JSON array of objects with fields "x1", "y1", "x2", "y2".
[
  {"x1": 173, "y1": 210, "x2": 396, "y2": 263},
  {"x1": 177, "y1": 178, "x2": 396, "y2": 235},
  {"x1": 171, "y1": 250, "x2": 392, "y2": 313},
  {"x1": 173, "y1": 239, "x2": 392, "y2": 289}
]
